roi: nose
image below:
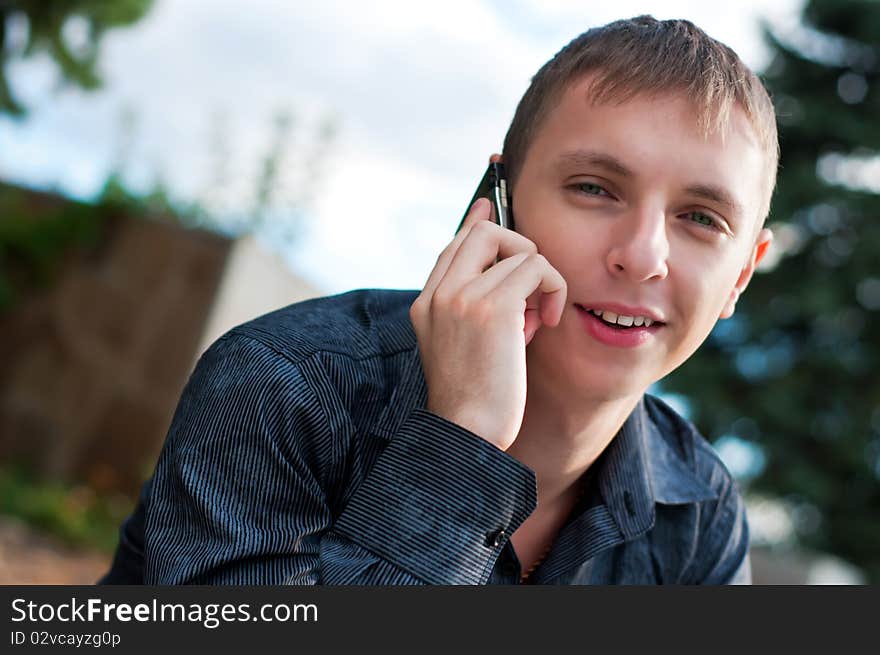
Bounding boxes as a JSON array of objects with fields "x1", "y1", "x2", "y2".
[{"x1": 605, "y1": 204, "x2": 670, "y2": 282}]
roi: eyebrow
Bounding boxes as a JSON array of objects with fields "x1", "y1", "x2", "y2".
[
  {"x1": 554, "y1": 148, "x2": 744, "y2": 225},
  {"x1": 682, "y1": 183, "x2": 744, "y2": 223},
  {"x1": 555, "y1": 149, "x2": 635, "y2": 178}
]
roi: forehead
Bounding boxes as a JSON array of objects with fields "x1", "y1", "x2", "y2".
[
  {"x1": 539, "y1": 76, "x2": 763, "y2": 170},
  {"x1": 528, "y1": 76, "x2": 766, "y2": 233}
]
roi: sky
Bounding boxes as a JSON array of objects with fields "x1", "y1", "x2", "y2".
[{"x1": 0, "y1": 0, "x2": 805, "y2": 294}]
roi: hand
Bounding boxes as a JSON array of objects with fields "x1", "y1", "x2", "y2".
[{"x1": 409, "y1": 194, "x2": 567, "y2": 451}]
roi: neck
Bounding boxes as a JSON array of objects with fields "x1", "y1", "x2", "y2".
[{"x1": 506, "y1": 356, "x2": 643, "y2": 508}]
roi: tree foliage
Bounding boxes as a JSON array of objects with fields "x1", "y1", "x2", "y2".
[
  {"x1": 0, "y1": 0, "x2": 154, "y2": 116},
  {"x1": 662, "y1": 0, "x2": 880, "y2": 581}
]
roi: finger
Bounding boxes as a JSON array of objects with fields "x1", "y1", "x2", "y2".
[
  {"x1": 488, "y1": 253, "x2": 568, "y2": 327},
  {"x1": 461, "y1": 196, "x2": 494, "y2": 231},
  {"x1": 457, "y1": 254, "x2": 551, "y2": 343},
  {"x1": 421, "y1": 197, "x2": 493, "y2": 299},
  {"x1": 441, "y1": 221, "x2": 538, "y2": 294},
  {"x1": 461, "y1": 258, "x2": 544, "y2": 345},
  {"x1": 458, "y1": 251, "x2": 531, "y2": 301},
  {"x1": 488, "y1": 153, "x2": 502, "y2": 164}
]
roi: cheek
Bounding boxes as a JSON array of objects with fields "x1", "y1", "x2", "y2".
[
  {"x1": 670, "y1": 255, "x2": 741, "y2": 329},
  {"x1": 517, "y1": 203, "x2": 601, "y2": 265},
  {"x1": 518, "y1": 222, "x2": 580, "y2": 269},
  {"x1": 513, "y1": 181, "x2": 582, "y2": 239}
]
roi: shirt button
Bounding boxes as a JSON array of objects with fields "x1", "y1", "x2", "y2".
[{"x1": 485, "y1": 529, "x2": 508, "y2": 548}]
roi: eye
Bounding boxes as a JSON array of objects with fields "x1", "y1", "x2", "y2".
[
  {"x1": 685, "y1": 210, "x2": 723, "y2": 231},
  {"x1": 571, "y1": 182, "x2": 612, "y2": 197}
]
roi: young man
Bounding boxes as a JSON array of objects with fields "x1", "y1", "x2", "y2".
[{"x1": 100, "y1": 15, "x2": 776, "y2": 585}]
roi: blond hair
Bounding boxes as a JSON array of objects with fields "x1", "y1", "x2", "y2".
[{"x1": 502, "y1": 15, "x2": 779, "y2": 225}]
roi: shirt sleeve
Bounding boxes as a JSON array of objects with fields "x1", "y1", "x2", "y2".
[
  {"x1": 96, "y1": 477, "x2": 150, "y2": 584},
  {"x1": 141, "y1": 333, "x2": 537, "y2": 585}
]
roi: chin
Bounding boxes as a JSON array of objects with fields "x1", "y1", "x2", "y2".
[
  {"x1": 575, "y1": 368, "x2": 649, "y2": 401},
  {"x1": 529, "y1": 338, "x2": 651, "y2": 402}
]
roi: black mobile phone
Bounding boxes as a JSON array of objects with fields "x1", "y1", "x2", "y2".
[{"x1": 455, "y1": 162, "x2": 515, "y2": 234}]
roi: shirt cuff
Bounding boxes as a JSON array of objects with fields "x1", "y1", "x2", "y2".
[{"x1": 332, "y1": 408, "x2": 537, "y2": 584}]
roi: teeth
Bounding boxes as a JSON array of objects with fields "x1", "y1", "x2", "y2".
[{"x1": 587, "y1": 308, "x2": 656, "y2": 328}]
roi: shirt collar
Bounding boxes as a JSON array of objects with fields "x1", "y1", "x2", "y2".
[{"x1": 597, "y1": 396, "x2": 718, "y2": 540}]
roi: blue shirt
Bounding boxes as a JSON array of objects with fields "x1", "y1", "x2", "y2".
[{"x1": 99, "y1": 289, "x2": 751, "y2": 585}]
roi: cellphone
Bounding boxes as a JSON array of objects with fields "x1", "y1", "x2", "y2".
[{"x1": 455, "y1": 162, "x2": 515, "y2": 234}]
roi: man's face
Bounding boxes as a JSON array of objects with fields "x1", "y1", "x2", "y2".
[{"x1": 514, "y1": 76, "x2": 772, "y2": 402}]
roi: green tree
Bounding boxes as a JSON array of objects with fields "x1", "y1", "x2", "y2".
[
  {"x1": 663, "y1": 0, "x2": 880, "y2": 581},
  {"x1": 0, "y1": 0, "x2": 154, "y2": 116}
]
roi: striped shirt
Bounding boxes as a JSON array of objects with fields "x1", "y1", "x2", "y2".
[{"x1": 99, "y1": 288, "x2": 750, "y2": 585}]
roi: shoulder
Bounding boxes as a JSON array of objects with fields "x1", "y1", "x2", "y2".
[
  {"x1": 157, "y1": 293, "x2": 425, "y2": 516},
  {"x1": 196, "y1": 289, "x2": 424, "y2": 439},
  {"x1": 225, "y1": 288, "x2": 420, "y2": 363},
  {"x1": 176, "y1": 288, "x2": 421, "y2": 434}
]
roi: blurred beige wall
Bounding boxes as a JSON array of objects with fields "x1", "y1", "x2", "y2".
[{"x1": 195, "y1": 234, "x2": 323, "y2": 359}]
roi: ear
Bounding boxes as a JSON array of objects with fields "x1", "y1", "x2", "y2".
[
  {"x1": 720, "y1": 228, "x2": 773, "y2": 319},
  {"x1": 488, "y1": 153, "x2": 503, "y2": 164}
]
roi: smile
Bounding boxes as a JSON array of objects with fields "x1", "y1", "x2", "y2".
[
  {"x1": 585, "y1": 308, "x2": 656, "y2": 328},
  {"x1": 575, "y1": 304, "x2": 664, "y2": 348}
]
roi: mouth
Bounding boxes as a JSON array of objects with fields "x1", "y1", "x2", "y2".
[
  {"x1": 574, "y1": 304, "x2": 665, "y2": 347},
  {"x1": 574, "y1": 304, "x2": 666, "y2": 329}
]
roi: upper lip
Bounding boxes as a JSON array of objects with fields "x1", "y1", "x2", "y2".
[{"x1": 576, "y1": 302, "x2": 667, "y2": 324}]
